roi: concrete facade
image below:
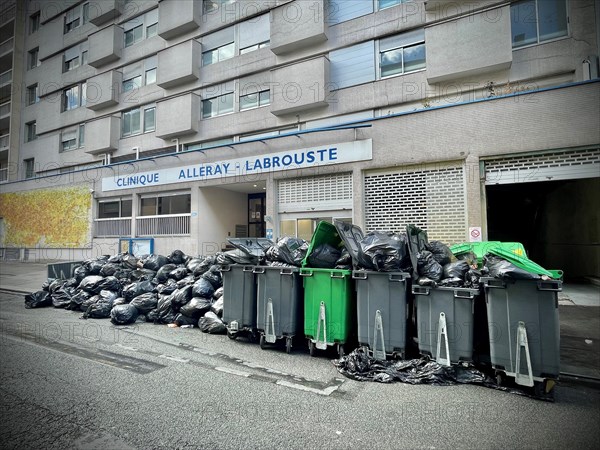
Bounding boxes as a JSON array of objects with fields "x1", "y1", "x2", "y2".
[{"x1": 0, "y1": 0, "x2": 598, "y2": 279}]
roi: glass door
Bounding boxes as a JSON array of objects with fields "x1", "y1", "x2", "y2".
[{"x1": 248, "y1": 193, "x2": 266, "y2": 237}]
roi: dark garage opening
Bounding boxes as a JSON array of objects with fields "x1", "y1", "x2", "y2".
[{"x1": 486, "y1": 177, "x2": 599, "y2": 281}]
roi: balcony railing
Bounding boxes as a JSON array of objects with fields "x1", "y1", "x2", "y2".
[
  {"x1": 0, "y1": 69, "x2": 11, "y2": 85},
  {"x1": 136, "y1": 214, "x2": 191, "y2": 236},
  {"x1": 0, "y1": 37, "x2": 13, "y2": 56},
  {"x1": 0, "y1": 101, "x2": 10, "y2": 117},
  {"x1": 94, "y1": 217, "x2": 132, "y2": 237}
]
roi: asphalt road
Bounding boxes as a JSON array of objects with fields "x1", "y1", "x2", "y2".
[{"x1": 1, "y1": 292, "x2": 599, "y2": 450}]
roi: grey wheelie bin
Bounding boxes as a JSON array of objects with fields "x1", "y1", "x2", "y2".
[
  {"x1": 254, "y1": 265, "x2": 303, "y2": 353},
  {"x1": 221, "y1": 238, "x2": 272, "y2": 340},
  {"x1": 482, "y1": 277, "x2": 561, "y2": 395},
  {"x1": 334, "y1": 220, "x2": 410, "y2": 360},
  {"x1": 412, "y1": 285, "x2": 478, "y2": 365}
]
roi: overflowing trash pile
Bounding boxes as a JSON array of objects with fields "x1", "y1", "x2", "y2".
[{"x1": 24, "y1": 249, "x2": 228, "y2": 334}]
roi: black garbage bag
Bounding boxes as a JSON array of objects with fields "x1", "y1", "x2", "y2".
[
  {"x1": 63, "y1": 277, "x2": 79, "y2": 288},
  {"x1": 186, "y1": 258, "x2": 204, "y2": 274},
  {"x1": 180, "y1": 297, "x2": 212, "y2": 318},
  {"x1": 169, "y1": 285, "x2": 193, "y2": 308},
  {"x1": 78, "y1": 275, "x2": 105, "y2": 294},
  {"x1": 193, "y1": 255, "x2": 216, "y2": 276},
  {"x1": 41, "y1": 279, "x2": 52, "y2": 291},
  {"x1": 155, "y1": 264, "x2": 177, "y2": 283},
  {"x1": 129, "y1": 269, "x2": 156, "y2": 282},
  {"x1": 213, "y1": 286, "x2": 224, "y2": 299},
  {"x1": 110, "y1": 304, "x2": 139, "y2": 325},
  {"x1": 335, "y1": 250, "x2": 352, "y2": 270},
  {"x1": 199, "y1": 311, "x2": 227, "y2": 334},
  {"x1": 73, "y1": 265, "x2": 90, "y2": 283},
  {"x1": 417, "y1": 277, "x2": 437, "y2": 287},
  {"x1": 97, "y1": 276, "x2": 121, "y2": 293},
  {"x1": 216, "y1": 249, "x2": 257, "y2": 265},
  {"x1": 443, "y1": 261, "x2": 470, "y2": 280},
  {"x1": 308, "y1": 244, "x2": 341, "y2": 269},
  {"x1": 66, "y1": 290, "x2": 91, "y2": 310},
  {"x1": 52, "y1": 286, "x2": 75, "y2": 308},
  {"x1": 265, "y1": 237, "x2": 308, "y2": 266},
  {"x1": 155, "y1": 295, "x2": 177, "y2": 324},
  {"x1": 464, "y1": 268, "x2": 486, "y2": 288},
  {"x1": 169, "y1": 267, "x2": 189, "y2": 281},
  {"x1": 123, "y1": 280, "x2": 154, "y2": 302},
  {"x1": 130, "y1": 292, "x2": 158, "y2": 314},
  {"x1": 360, "y1": 231, "x2": 410, "y2": 272},
  {"x1": 438, "y1": 277, "x2": 463, "y2": 287},
  {"x1": 417, "y1": 251, "x2": 443, "y2": 282},
  {"x1": 82, "y1": 300, "x2": 114, "y2": 319},
  {"x1": 48, "y1": 278, "x2": 66, "y2": 294},
  {"x1": 177, "y1": 275, "x2": 195, "y2": 288},
  {"x1": 81, "y1": 295, "x2": 101, "y2": 312},
  {"x1": 107, "y1": 253, "x2": 125, "y2": 264},
  {"x1": 24, "y1": 291, "x2": 52, "y2": 308},
  {"x1": 113, "y1": 297, "x2": 127, "y2": 307},
  {"x1": 114, "y1": 269, "x2": 133, "y2": 281},
  {"x1": 146, "y1": 308, "x2": 159, "y2": 322},
  {"x1": 210, "y1": 297, "x2": 224, "y2": 317},
  {"x1": 84, "y1": 258, "x2": 105, "y2": 275},
  {"x1": 99, "y1": 289, "x2": 119, "y2": 303},
  {"x1": 100, "y1": 263, "x2": 120, "y2": 277},
  {"x1": 174, "y1": 313, "x2": 197, "y2": 327},
  {"x1": 192, "y1": 278, "x2": 215, "y2": 299},
  {"x1": 156, "y1": 278, "x2": 178, "y2": 295},
  {"x1": 426, "y1": 241, "x2": 453, "y2": 266},
  {"x1": 484, "y1": 255, "x2": 540, "y2": 280},
  {"x1": 143, "y1": 254, "x2": 168, "y2": 271},
  {"x1": 202, "y1": 265, "x2": 222, "y2": 289},
  {"x1": 122, "y1": 254, "x2": 139, "y2": 269},
  {"x1": 168, "y1": 250, "x2": 187, "y2": 265}
]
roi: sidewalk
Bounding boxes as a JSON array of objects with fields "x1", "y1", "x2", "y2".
[{"x1": 1, "y1": 260, "x2": 599, "y2": 380}]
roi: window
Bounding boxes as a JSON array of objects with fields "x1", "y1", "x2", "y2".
[
  {"x1": 327, "y1": 0, "x2": 374, "y2": 24},
  {"x1": 202, "y1": 42, "x2": 234, "y2": 66},
  {"x1": 60, "y1": 124, "x2": 85, "y2": 152},
  {"x1": 140, "y1": 192, "x2": 191, "y2": 216},
  {"x1": 330, "y1": 41, "x2": 376, "y2": 89},
  {"x1": 239, "y1": 14, "x2": 270, "y2": 54},
  {"x1": 64, "y1": 3, "x2": 89, "y2": 34},
  {"x1": 511, "y1": 0, "x2": 568, "y2": 48},
  {"x1": 124, "y1": 8, "x2": 159, "y2": 48},
  {"x1": 28, "y1": 48, "x2": 39, "y2": 70},
  {"x1": 239, "y1": 90, "x2": 270, "y2": 111},
  {"x1": 122, "y1": 105, "x2": 156, "y2": 137},
  {"x1": 25, "y1": 122, "x2": 37, "y2": 142},
  {"x1": 379, "y1": 0, "x2": 404, "y2": 9},
  {"x1": 63, "y1": 43, "x2": 89, "y2": 72},
  {"x1": 202, "y1": 93, "x2": 234, "y2": 118},
  {"x1": 64, "y1": 55, "x2": 80, "y2": 72},
  {"x1": 26, "y1": 84, "x2": 39, "y2": 106},
  {"x1": 81, "y1": 51, "x2": 88, "y2": 65},
  {"x1": 29, "y1": 12, "x2": 40, "y2": 34},
  {"x1": 98, "y1": 198, "x2": 132, "y2": 218},
  {"x1": 184, "y1": 137, "x2": 234, "y2": 151},
  {"x1": 143, "y1": 107, "x2": 156, "y2": 132},
  {"x1": 24, "y1": 158, "x2": 35, "y2": 179},
  {"x1": 203, "y1": 0, "x2": 234, "y2": 14},
  {"x1": 122, "y1": 56, "x2": 157, "y2": 92},
  {"x1": 379, "y1": 29, "x2": 426, "y2": 78},
  {"x1": 62, "y1": 83, "x2": 86, "y2": 111}
]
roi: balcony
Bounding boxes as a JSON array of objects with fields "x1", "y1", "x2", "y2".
[
  {"x1": 0, "y1": 37, "x2": 13, "y2": 73},
  {"x1": 0, "y1": 101, "x2": 9, "y2": 130},
  {"x1": 94, "y1": 218, "x2": 132, "y2": 237},
  {"x1": 0, "y1": 167, "x2": 7, "y2": 183},
  {"x1": 0, "y1": 133, "x2": 8, "y2": 149},
  {"x1": 136, "y1": 214, "x2": 191, "y2": 236}
]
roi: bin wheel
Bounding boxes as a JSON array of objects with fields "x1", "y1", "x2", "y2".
[
  {"x1": 285, "y1": 337, "x2": 292, "y2": 354},
  {"x1": 309, "y1": 340, "x2": 316, "y2": 357},
  {"x1": 259, "y1": 334, "x2": 266, "y2": 350},
  {"x1": 338, "y1": 344, "x2": 345, "y2": 359},
  {"x1": 227, "y1": 331, "x2": 237, "y2": 340}
]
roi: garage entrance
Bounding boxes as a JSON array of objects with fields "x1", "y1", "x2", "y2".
[{"x1": 484, "y1": 148, "x2": 600, "y2": 281}]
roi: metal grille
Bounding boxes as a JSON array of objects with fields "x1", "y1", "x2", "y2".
[
  {"x1": 485, "y1": 148, "x2": 600, "y2": 185},
  {"x1": 364, "y1": 165, "x2": 467, "y2": 244},
  {"x1": 136, "y1": 214, "x2": 191, "y2": 236},
  {"x1": 94, "y1": 218, "x2": 132, "y2": 237},
  {"x1": 278, "y1": 173, "x2": 353, "y2": 212}
]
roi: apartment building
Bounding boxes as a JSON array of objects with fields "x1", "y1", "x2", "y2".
[{"x1": 0, "y1": 0, "x2": 598, "y2": 279}]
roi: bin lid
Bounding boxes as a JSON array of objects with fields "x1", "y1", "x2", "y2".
[
  {"x1": 450, "y1": 241, "x2": 527, "y2": 262},
  {"x1": 226, "y1": 238, "x2": 273, "y2": 257},
  {"x1": 405, "y1": 224, "x2": 428, "y2": 279},
  {"x1": 487, "y1": 247, "x2": 559, "y2": 279},
  {"x1": 333, "y1": 220, "x2": 375, "y2": 270}
]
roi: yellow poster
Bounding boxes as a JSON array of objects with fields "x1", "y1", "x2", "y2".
[{"x1": 0, "y1": 186, "x2": 91, "y2": 247}]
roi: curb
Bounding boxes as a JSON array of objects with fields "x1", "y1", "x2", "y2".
[{"x1": 0, "y1": 288, "x2": 31, "y2": 296}]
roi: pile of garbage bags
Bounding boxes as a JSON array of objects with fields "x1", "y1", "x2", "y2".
[{"x1": 24, "y1": 250, "x2": 227, "y2": 334}]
